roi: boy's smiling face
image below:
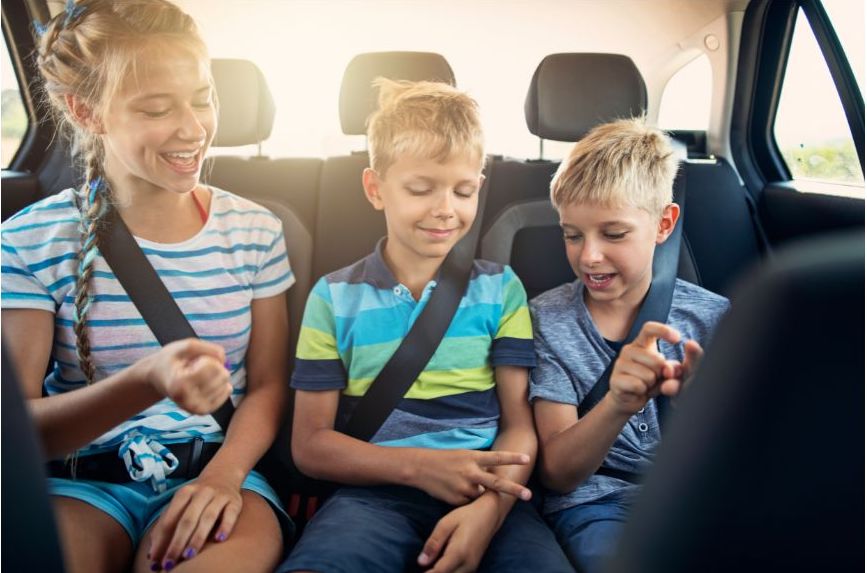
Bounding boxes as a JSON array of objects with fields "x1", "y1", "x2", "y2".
[
  {"x1": 363, "y1": 152, "x2": 483, "y2": 268},
  {"x1": 558, "y1": 199, "x2": 679, "y2": 311}
]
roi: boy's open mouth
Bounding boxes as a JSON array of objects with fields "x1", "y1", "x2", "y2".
[{"x1": 585, "y1": 272, "x2": 616, "y2": 289}]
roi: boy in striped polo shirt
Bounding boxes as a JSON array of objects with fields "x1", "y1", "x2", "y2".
[{"x1": 278, "y1": 79, "x2": 571, "y2": 573}]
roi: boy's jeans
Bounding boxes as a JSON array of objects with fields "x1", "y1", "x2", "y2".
[{"x1": 546, "y1": 490, "x2": 633, "y2": 573}]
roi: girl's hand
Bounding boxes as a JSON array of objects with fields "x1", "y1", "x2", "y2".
[
  {"x1": 147, "y1": 469, "x2": 244, "y2": 570},
  {"x1": 135, "y1": 338, "x2": 232, "y2": 415}
]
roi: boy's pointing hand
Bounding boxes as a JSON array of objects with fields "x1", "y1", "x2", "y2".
[
  {"x1": 409, "y1": 449, "x2": 532, "y2": 506},
  {"x1": 608, "y1": 321, "x2": 681, "y2": 415}
]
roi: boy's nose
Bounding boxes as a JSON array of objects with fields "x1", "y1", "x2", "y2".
[
  {"x1": 431, "y1": 192, "x2": 455, "y2": 219},
  {"x1": 579, "y1": 240, "x2": 604, "y2": 266}
]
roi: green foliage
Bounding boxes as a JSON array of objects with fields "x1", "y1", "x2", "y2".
[
  {"x1": 781, "y1": 139, "x2": 863, "y2": 184},
  {"x1": 2, "y1": 88, "x2": 28, "y2": 139}
]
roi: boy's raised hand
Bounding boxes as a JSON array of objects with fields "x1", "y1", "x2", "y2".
[
  {"x1": 410, "y1": 449, "x2": 532, "y2": 506},
  {"x1": 608, "y1": 321, "x2": 681, "y2": 415},
  {"x1": 135, "y1": 338, "x2": 233, "y2": 415}
]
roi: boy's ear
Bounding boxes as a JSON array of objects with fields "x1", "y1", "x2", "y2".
[
  {"x1": 362, "y1": 168, "x2": 385, "y2": 211},
  {"x1": 655, "y1": 203, "x2": 681, "y2": 244},
  {"x1": 64, "y1": 94, "x2": 104, "y2": 134}
]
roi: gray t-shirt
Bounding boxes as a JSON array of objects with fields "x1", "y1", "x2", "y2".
[{"x1": 529, "y1": 279, "x2": 729, "y2": 514}]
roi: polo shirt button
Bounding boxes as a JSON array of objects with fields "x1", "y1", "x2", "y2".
[
  {"x1": 637, "y1": 406, "x2": 646, "y2": 414},
  {"x1": 638, "y1": 422, "x2": 649, "y2": 432}
]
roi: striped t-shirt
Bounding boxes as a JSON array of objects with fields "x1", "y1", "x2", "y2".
[
  {"x1": 291, "y1": 239, "x2": 535, "y2": 450},
  {"x1": 1, "y1": 187, "x2": 294, "y2": 457}
]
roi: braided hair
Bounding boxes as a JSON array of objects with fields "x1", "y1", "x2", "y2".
[{"x1": 35, "y1": 0, "x2": 206, "y2": 386}]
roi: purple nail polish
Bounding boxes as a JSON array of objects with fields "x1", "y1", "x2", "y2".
[
  {"x1": 216, "y1": 532, "x2": 227, "y2": 542},
  {"x1": 150, "y1": 563, "x2": 160, "y2": 572},
  {"x1": 164, "y1": 561, "x2": 175, "y2": 571},
  {"x1": 224, "y1": 360, "x2": 231, "y2": 370},
  {"x1": 183, "y1": 547, "x2": 196, "y2": 559}
]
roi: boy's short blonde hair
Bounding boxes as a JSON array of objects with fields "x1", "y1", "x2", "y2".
[
  {"x1": 550, "y1": 117, "x2": 678, "y2": 216},
  {"x1": 367, "y1": 78, "x2": 484, "y2": 176}
]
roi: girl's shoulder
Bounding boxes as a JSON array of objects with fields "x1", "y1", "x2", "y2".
[
  {"x1": 206, "y1": 186, "x2": 282, "y2": 230},
  {"x1": 2, "y1": 188, "x2": 80, "y2": 231}
]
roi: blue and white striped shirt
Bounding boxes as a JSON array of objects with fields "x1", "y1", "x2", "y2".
[{"x1": 1, "y1": 186, "x2": 294, "y2": 457}]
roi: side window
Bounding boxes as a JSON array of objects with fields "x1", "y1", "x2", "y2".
[
  {"x1": 773, "y1": 7, "x2": 864, "y2": 195},
  {"x1": 658, "y1": 53, "x2": 713, "y2": 132},
  {"x1": 1, "y1": 30, "x2": 27, "y2": 169}
]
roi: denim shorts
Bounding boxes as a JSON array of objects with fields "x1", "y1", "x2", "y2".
[
  {"x1": 49, "y1": 470, "x2": 292, "y2": 546},
  {"x1": 278, "y1": 485, "x2": 573, "y2": 573}
]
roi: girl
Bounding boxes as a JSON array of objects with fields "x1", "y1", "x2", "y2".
[{"x1": 1, "y1": 1, "x2": 292, "y2": 572}]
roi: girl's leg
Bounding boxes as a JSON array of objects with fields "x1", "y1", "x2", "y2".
[
  {"x1": 132, "y1": 490, "x2": 282, "y2": 573},
  {"x1": 54, "y1": 496, "x2": 134, "y2": 573}
]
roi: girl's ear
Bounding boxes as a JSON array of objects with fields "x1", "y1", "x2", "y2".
[
  {"x1": 656, "y1": 202, "x2": 681, "y2": 244},
  {"x1": 362, "y1": 167, "x2": 385, "y2": 211},
  {"x1": 64, "y1": 94, "x2": 104, "y2": 134}
]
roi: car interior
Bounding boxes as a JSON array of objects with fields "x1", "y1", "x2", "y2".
[{"x1": 1, "y1": 0, "x2": 863, "y2": 571}]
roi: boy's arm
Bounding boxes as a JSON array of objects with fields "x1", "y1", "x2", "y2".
[
  {"x1": 417, "y1": 365, "x2": 535, "y2": 572},
  {"x1": 292, "y1": 388, "x2": 531, "y2": 501},
  {"x1": 536, "y1": 321, "x2": 683, "y2": 493}
]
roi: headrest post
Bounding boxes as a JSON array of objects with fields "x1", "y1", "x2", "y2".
[{"x1": 539, "y1": 138, "x2": 545, "y2": 161}]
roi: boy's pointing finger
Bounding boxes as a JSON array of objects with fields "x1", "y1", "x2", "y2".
[{"x1": 633, "y1": 322, "x2": 681, "y2": 349}]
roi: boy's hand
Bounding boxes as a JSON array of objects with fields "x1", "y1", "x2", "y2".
[
  {"x1": 659, "y1": 339, "x2": 703, "y2": 397},
  {"x1": 417, "y1": 495, "x2": 500, "y2": 573},
  {"x1": 135, "y1": 338, "x2": 233, "y2": 415},
  {"x1": 410, "y1": 449, "x2": 532, "y2": 506},
  {"x1": 608, "y1": 322, "x2": 681, "y2": 415}
]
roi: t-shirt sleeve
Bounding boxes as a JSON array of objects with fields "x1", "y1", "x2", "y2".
[
  {"x1": 490, "y1": 266, "x2": 535, "y2": 368},
  {"x1": 291, "y1": 278, "x2": 347, "y2": 391},
  {"x1": 252, "y1": 227, "x2": 295, "y2": 299},
  {"x1": 528, "y1": 306, "x2": 579, "y2": 406},
  {"x1": 1, "y1": 232, "x2": 57, "y2": 312}
]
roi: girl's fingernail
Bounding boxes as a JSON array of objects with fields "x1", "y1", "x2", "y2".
[
  {"x1": 224, "y1": 360, "x2": 231, "y2": 370},
  {"x1": 164, "y1": 561, "x2": 175, "y2": 571},
  {"x1": 183, "y1": 547, "x2": 197, "y2": 559},
  {"x1": 150, "y1": 563, "x2": 160, "y2": 572},
  {"x1": 216, "y1": 532, "x2": 227, "y2": 542}
]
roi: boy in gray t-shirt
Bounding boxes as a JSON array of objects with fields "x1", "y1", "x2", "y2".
[{"x1": 528, "y1": 118, "x2": 729, "y2": 573}]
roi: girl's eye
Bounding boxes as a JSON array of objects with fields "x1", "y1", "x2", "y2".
[{"x1": 142, "y1": 109, "x2": 170, "y2": 118}]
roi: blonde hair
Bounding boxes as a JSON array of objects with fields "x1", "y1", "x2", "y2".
[
  {"x1": 36, "y1": 0, "x2": 209, "y2": 388},
  {"x1": 550, "y1": 117, "x2": 678, "y2": 216},
  {"x1": 367, "y1": 78, "x2": 484, "y2": 176}
]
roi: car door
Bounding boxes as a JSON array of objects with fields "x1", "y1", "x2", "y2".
[{"x1": 730, "y1": 0, "x2": 864, "y2": 247}]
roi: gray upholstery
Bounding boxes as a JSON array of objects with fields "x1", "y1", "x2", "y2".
[
  {"x1": 212, "y1": 59, "x2": 276, "y2": 147},
  {"x1": 525, "y1": 53, "x2": 646, "y2": 141},
  {"x1": 339, "y1": 51, "x2": 455, "y2": 135}
]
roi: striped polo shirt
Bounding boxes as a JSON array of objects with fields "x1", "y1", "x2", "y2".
[
  {"x1": 291, "y1": 239, "x2": 535, "y2": 450},
  {"x1": 1, "y1": 187, "x2": 294, "y2": 457}
]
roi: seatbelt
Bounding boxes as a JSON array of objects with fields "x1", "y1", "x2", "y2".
[
  {"x1": 578, "y1": 168, "x2": 686, "y2": 455},
  {"x1": 99, "y1": 207, "x2": 235, "y2": 432},
  {"x1": 342, "y1": 161, "x2": 493, "y2": 442}
]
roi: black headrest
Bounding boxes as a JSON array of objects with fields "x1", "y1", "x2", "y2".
[
  {"x1": 211, "y1": 59, "x2": 275, "y2": 146},
  {"x1": 525, "y1": 53, "x2": 647, "y2": 141},
  {"x1": 339, "y1": 51, "x2": 455, "y2": 136}
]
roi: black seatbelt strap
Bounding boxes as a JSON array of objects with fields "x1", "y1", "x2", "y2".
[
  {"x1": 577, "y1": 168, "x2": 687, "y2": 423},
  {"x1": 342, "y1": 160, "x2": 493, "y2": 442},
  {"x1": 100, "y1": 207, "x2": 235, "y2": 432}
]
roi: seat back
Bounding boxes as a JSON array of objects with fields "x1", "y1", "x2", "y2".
[
  {"x1": 205, "y1": 59, "x2": 321, "y2": 353},
  {"x1": 312, "y1": 51, "x2": 456, "y2": 281},
  {"x1": 608, "y1": 230, "x2": 864, "y2": 573}
]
